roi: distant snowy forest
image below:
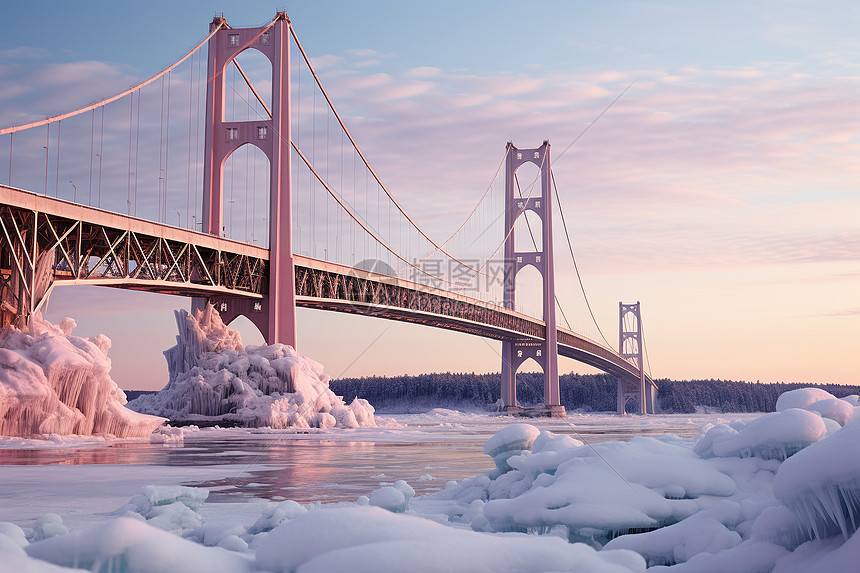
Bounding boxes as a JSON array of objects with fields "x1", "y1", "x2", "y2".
[{"x1": 328, "y1": 373, "x2": 860, "y2": 414}]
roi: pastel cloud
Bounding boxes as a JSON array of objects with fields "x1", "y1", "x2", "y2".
[
  {"x1": 297, "y1": 50, "x2": 860, "y2": 281},
  {"x1": 2, "y1": 45, "x2": 858, "y2": 281}
]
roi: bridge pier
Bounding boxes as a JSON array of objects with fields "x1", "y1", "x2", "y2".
[
  {"x1": 200, "y1": 13, "x2": 296, "y2": 348},
  {"x1": 501, "y1": 142, "x2": 564, "y2": 418}
]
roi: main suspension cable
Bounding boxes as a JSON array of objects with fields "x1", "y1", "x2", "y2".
[
  {"x1": 292, "y1": 141, "x2": 465, "y2": 288},
  {"x1": 0, "y1": 22, "x2": 226, "y2": 135},
  {"x1": 288, "y1": 22, "x2": 488, "y2": 278}
]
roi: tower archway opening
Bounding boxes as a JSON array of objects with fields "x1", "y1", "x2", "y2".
[
  {"x1": 222, "y1": 143, "x2": 271, "y2": 244},
  {"x1": 224, "y1": 49, "x2": 273, "y2": 124}
]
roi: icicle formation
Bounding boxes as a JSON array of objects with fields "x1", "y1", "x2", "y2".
[
  {"x1": 128, "y1": 305, "x2": 376, "y2": 429},
  {"x1": 773, "y1": 418, "x2": 860, "y2": 542},
  {"x1": 0, "y1": 313, "x2": 166, "y2": 438}
]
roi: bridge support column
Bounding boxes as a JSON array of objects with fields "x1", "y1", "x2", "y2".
[
  {"x1": 618, "y1": 302, "x2": 655, "y2": 414},
  {"x1": 501, "y1": 142, "x2": 564, "y2": 417},
  {"x1": 200, "y1": 13, "x2": 296, "y2": 348}
]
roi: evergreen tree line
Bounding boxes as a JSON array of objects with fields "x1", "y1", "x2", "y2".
[{"x1": 330, "y1": 373, "x2": 860, "y2": 414}]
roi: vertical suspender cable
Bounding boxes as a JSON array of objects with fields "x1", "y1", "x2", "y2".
[
  {"x1": 245, "y1": 140, "x2": 250, "y2": 241},
  {"x1": 98, "y1": 107, "x2": 104, "y2": 207},
  {"x1": 326, "y1": 109, "x2": 329, "y2": 260},
  {"x1": 127, "y1": 94, "x2": 134, "y2": 214},
  {"x1": 243, "y1": 60, "x2": 248, "y2": 241},
  {"x1": 134, "y1": 90, "x2": 141, "y2": 216},
  {"x1": 89, "y1": 110, "x2": 94, "y2": 204},
  {"x1": 246, "y1": 65, "x2": 251, "y2": 242},
  {"x1": 159, "y1": 75, "x2": 165, "y2": 221},
  {"x1": 55, "y1": 120, "x2": 61, "y2": 197},
  {"x1": 186, "y1": 51, "x2": 194, "y2": 229},
  {"x1": 311, "y1": 76, "x2": 316, "y2": 257},
  {"x1": 352, "y1": 149, "x2": 356, "y2": 264},
  {"x1": 340, "y1": 127, "x2": 345, "y2": 262},
  {"x1": 194, "y1": 53, "x2": 202, "y2": 230},
  {"x1": 7, "y1": 133, "x2": 11, "y2": 186},
  {"x1": 165, "y1": 71, "x2": 172, "y2": 224},
  {"x1": 44, "y1": 123, "x2": 49, "y2": 195}
]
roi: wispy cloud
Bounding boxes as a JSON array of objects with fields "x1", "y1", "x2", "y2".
[{"x1": 2, "y1": 43, "x2": 858, "y2": 279}]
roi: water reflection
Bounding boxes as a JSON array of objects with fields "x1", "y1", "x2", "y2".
[
  {"x1": 0, "y1": 415, "x2": 719, "y2": 504},
  {"x1": 0, "y1": 437, "x2": 495, "y2": 504}
]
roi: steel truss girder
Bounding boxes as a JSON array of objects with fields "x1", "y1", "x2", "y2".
[
  {"x1": 292, "y1": 261, "x2": 649, "y2": 384},
  {"x1": 0, "y1": 202, "x2": 267, "y2": 327}
]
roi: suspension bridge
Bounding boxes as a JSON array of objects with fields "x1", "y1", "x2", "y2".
[{"x1": 0, "y1": 12, "x2": 656, "y2": 415}]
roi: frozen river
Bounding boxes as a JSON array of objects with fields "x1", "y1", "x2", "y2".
[
  {"x1": 0, "y1": 409, "x2": 758, "y2": 522},
  {"x1": 4, "y1": 407, "x2": 855, "y2": 573}
]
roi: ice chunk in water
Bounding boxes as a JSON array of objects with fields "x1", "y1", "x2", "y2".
[
  {"x1": 128, "y1": 305, "x2": 376, "y2": 429},
  {"x1": 369, "y1": 486, "x2": 408, "y2": 513},
  {"x1": 483, "y1": 423, "x2": 541, "y2": 472},
  {"x1": 0, "y1": 313, "x2": 165, "y2": 438}
]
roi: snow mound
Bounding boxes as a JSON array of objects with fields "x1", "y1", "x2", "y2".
[
  {"x1": 255, "y1": 505, "x2": 646, "y2": 573},
  {"x1": 0, "y1": 313, "x2": 165, "y2": 438},
  {"x1": 775, "y1": 388, "x2": 837, "y2": 412},
  {"x1": 694, "y1": 408, "x2": 827, "y2": 460},
  {"x1": 25, "y1": 517, "x2": 253, "y2": 573},
  {"x1": 128, "y1": 305, "x2": 375, "y2": 429},
  {"x1": 805, "y1": 398, "x2": 854, "y2": 426},
  {"x1": 428, "y1": 424, "x2": 736, "y2": 545}
]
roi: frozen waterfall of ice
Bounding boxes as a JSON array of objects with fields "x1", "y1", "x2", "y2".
[
  {"x1": 128, "y1": 304, "x2": 376, "y2": 429},
  {"x1": 0, "y1": 313, "x2": 165, "y2": 438}
]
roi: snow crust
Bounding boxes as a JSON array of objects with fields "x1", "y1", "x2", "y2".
[
  {"x1": 128, "y1": 305, "x2": 376, "y2": 429},
  {"x1": 0, "y1": 313, "x2": 165, "y2": 438}
]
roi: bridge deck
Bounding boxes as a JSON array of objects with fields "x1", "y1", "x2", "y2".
[{"x1": 0, "y1": 185, "x2": 652, "y2": 386}]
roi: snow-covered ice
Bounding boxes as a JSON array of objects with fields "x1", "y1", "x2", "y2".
[
  {"x1": 2, "y1": 386, "x2": 860, "y2": 572},
  {"x1": 0, "y1": 313, "x2": 165, "y2": 438},
  {"x1": 128, "y1": 305, "x2": 376, "y2": 429}
]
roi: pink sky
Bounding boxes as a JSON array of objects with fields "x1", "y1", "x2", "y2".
[{"x1": 2, "y1": 2, "x2": 858, "y2": 389}]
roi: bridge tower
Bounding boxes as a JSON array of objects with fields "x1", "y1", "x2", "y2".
[
  {"x1": 618, "y1": 302, "x2": 654, "y2": 414},
  {"x1": 199, "y1": 13, "x2": 296, "y2": 347},
  {"x1": 501, "y1": 141, "x2": 565, "y2": 417}
]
